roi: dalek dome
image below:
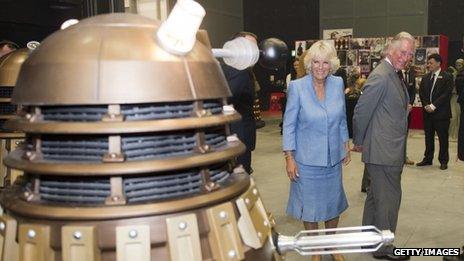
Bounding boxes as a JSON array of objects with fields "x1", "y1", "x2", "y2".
[
  {"x1": 0, "y1": 49, "x2": 29, "y2": 87},
  {"x1": 12, "y1": 13, "x2": 231, "y2": 105}
]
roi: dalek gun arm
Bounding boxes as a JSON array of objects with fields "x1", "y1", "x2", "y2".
[
  {"x1": 212, "y1": 37, "x2": 260, "y2": 71},
  {"x1": 274, "y1": 226, "x2": 394, "y2": 256}
]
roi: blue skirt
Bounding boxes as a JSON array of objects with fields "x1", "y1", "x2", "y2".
[{"x1": 286, "y1": 161, "x2": 348, "y2": 222}]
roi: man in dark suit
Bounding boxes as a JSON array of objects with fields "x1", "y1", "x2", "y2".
[
  {"x1": 399, "y1": 61, "x2": 416, "y2": 165},
  {"x1": 222, "y1": 32, "x2": 258, "y2": 174},
  {"x1": 417, "y1": 54, "x2": 453, "y2": 170},
  {"x1": 353, "y1": 32, "x2": 414, "y2": 261},
  {"x1": 455, "y1": 59, "x2": 464, "y2": 161}
]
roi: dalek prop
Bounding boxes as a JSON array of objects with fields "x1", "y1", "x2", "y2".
[
  {"x1": 0, "y1": 1, "x2": 394, "y2": 260},
  {"x1": 0, "y1": 48, "x2": 29, "y2": 187}
]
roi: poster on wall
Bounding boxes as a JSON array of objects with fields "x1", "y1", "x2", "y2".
[
  {"x1": 323, "y1": 28, "x2": 353, "y2": 40},
  {"x1": 370, "y1": 58, "x2": 381, "y2": 71},
  {"x1": 426, "y1": 48, "x2": 439, "y2": 58},
  {"x1": 368, "y1": 38, "x2": 386, "y2": 58},
  {"x1": 422, "y1": 36, "x2": 439, "y2": 48},
  {"x1": 294, "y1": 40, "x2": 333, "y2": 58},
  {"x1": 415, "y1": 48, "x2": 427, "y2": 65},
  {"x1": 337, "y1": 50, "x2": 347, "y2": 66},
  {"x1": 347, "y1": 50, "x2": 358, "y2": 66},
  {"x1": 358, "y1": 50, "x2": 370, "y2": 65}
]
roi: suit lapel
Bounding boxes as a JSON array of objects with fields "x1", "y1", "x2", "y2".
[
  {"x1": 383, "y1": 61, "x2": 408, "y2": 107},
  {"x1": 306, "y1": 75, "x2": 326, "y2": 109}
]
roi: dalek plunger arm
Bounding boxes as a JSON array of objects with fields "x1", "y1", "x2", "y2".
[{"x1": 273, "y1": 226, "x2": 394, "y2": 256}]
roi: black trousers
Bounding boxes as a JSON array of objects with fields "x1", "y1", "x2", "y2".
[
  {"x1": 423, "y1": 116, "x2": 450, "y2": 164},
  {"x1": 458, "y1": 104, "x2": 464, "y2": 161},
  {"x1": 230, "y1": 120, "x2": 256, "y2": 174}
]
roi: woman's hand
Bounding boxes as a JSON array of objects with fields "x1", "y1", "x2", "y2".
[
  {"x1": 285, "y1": 156, "x2": 299, "y2": 181},
  {"x1": 343, "y1": 142, "x2": 351, "y2": 165}
]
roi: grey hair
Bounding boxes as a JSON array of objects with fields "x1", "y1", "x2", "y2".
[
  {"x1": 304, "y1": 40, "x2": 340, "y2": 75},
  {"x1": 387, "y1": 32, "x2": 415, "y2": 54}
]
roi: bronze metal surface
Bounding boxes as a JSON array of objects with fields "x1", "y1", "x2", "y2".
[
  {"x1": 5, "y1": 141, "x2": 245, "y2": 175},
  {"x1": 4, "y1": 112, "x2": 240, "y2": 134},
  {"x1": 1, "y1": 173, "x2": 249, "y2": 220},
  {"x1": 0, "y1": 49, "x2": 29, "y2": 86},
  {"x1": 2, "y1": 189, "x2": 278, "y2": 261},
  {"x1": 12, "y1": 13, "x2": 231, "y2": 105},
  {"x1": 0, "y1": 133, "x2": 25, "y2": 139}
]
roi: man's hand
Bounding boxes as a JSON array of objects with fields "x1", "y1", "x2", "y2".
[
  {"x1": 424, "y1": 104, "x2": 435, "y2": 113},
  {"x1": 352, "y1": 145, "x2": 363, "y2": 152}
]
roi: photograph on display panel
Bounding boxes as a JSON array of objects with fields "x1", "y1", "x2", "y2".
[
  {"x1": 414, "y1": 48, "x2": 427, "y2": 65},
  {"x1": 334, "y1": 37, "x2": 351, "y2": 50},
  {"x1": 350, "y1": 38, "x2": 370, "y2": 49},
  {"x1": 368, "y1": 38, "x2": 386, "y2": 58},
  {"x1": 322, "y1": 28, "x2": 353, "y2": 40},
  {"x1": 358, "y1": 50, "x2": 370, "y2": 65},
  {"x1": 370, "y1": 58, "x2": 381, "y2": 71},
  {"x1": 422, "y1": 35, "x2": 439, "y2": 48},
  {"x1": 305, "y1": 40, "x2": 317, "y2": 50},
  {"x1": 337, "y1": 50, "x2": 347, "y2": 66},
  {"x1": 360, "y1": 64, "x2": 370, "y2": 76},
  {"x1": 414, "y1": 36, "x2": 423, "y2": 48},
  {"x1": 426, "y1": 48, "x2": 439, "y2": 58},
  {"x1": 347, "y1": 50, "x2": 358, "y2": 66}
]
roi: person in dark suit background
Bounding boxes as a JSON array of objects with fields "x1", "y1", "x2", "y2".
[
  {"x1": 399, "y1": 61, "x2": 416, "y2": 165},
  {"x1": 455, "y1": 59, "x2": 464, "y2": 161},
  {"x1": 417, "y1": 54, "x2": 453, "y2": 170},
  {"x1": 353, "y1": 32, "x2": 414, "y2": 260},
  {"x1": 222, "y1": 32, "x2": 258, "y2": 174}
]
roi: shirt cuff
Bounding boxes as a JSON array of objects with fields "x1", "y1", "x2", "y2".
[{"x1": 430, "y1": 104, "x2": 436, "y2": 111}]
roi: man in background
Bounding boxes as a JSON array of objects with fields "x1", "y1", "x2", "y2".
[
  {"x1": 399, "y1": 61, "x2": 416, "y2": 165},
  {"x1": 455, "y1": 59, "x2": 464, "y2": 161},
  {"x1": 222, "y1": 32, "x2": 258, "y2": 174},
  {"x1": 417, "y1": 54, "x2": 453, "y2": 170}
]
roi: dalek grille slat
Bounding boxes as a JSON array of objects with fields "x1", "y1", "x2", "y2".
[
  {"x1": 0, "y1": 87, "x2": 14, "y2": 98},
  {"x1": 34, "y1": 164, "x2": 231, "y2": 204},
  {"x1": 31, "y1": 132, "x2": 227, "y2": 162},
  {"x1": 0, "y1": 104, "x2": 17, "y2": 115},
  {"x1": 39, "y1": 101, "x2": 223, "y2": 122}
]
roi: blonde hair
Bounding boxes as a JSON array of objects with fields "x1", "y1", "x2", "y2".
[{"x1": 304, "y1": 40, "x2": 340, "y2": 75}]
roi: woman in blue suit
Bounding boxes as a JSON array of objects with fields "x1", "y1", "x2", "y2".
[{"x1": 283, "y1": 40, "x2": 350, "y2": 261}]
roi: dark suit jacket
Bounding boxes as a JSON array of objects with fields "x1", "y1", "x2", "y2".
[
  {"x1": 419, "y1": 70, "x2": 453, "y2": 120},
  {"x1": 456, "y1": 70, "x2": 464, "y2": 105},
  {"x1": 403, "y1": 69, "x2": 416, "y2": 105},
  {"x1": 221, "y1": 64, "x2": 256, "y2": 151}
]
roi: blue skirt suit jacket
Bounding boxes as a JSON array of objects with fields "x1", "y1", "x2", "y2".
[{"x1": 283, "y1": 74, "x2": 349, "y2": 167}]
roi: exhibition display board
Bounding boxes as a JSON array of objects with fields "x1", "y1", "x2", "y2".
[{"x1": 295, "y1": 35, "x2": 449, "y2": 129}]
